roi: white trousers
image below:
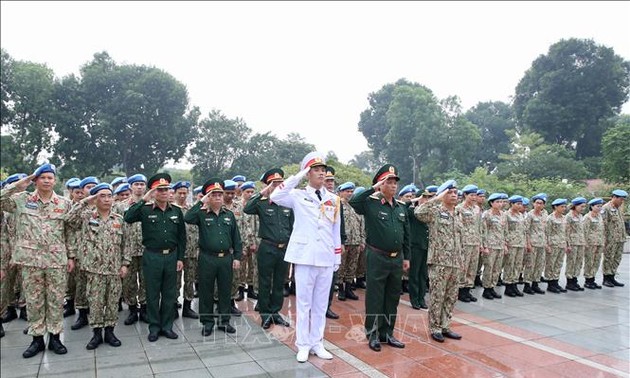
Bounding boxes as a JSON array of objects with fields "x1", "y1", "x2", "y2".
[{"x1": 293, "y1": 264, "x2": 333, "y2": 351}]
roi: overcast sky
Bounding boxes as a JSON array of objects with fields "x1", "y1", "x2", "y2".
[{"x1": 2, "y1": 1, "x2": 629, "y2": 167}]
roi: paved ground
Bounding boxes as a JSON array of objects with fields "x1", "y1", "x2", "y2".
[{"x1": 1, "y1": 251, "x2": 628, "y2": 377}]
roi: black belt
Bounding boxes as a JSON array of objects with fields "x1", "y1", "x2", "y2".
[
  {"x1": 261, "y1": 239, "x2": 288, "y2": 250},
  {"x1": 145, "y1": 247, "x2": 176, "y2": 255},
  {"x1": 367, "y1": 244, "x2": 400, "y2": 258},
  {"x1": 202, "y1": 249, "x2": 231, "y2": 257}
]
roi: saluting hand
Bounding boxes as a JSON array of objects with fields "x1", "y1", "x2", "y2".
[
  {"x1": 81, "y1": 194, "x2": 98, "y2": 206},
  {"x1": 142, "y1": 187, "x2": 156, "y2": 202},
  {"x1": 14, "y1": 174, "x2": 36, "y2": 192}
]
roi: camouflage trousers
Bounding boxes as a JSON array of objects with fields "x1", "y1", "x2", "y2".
[
  {"x1": 482, "y1": 249, "x2": 504, "y2": 288},
  {"x1": 231, "y1": 259, "x2": 244, "y2": 299},
  {"x1": 428, "y1": 264, "x2": 459, "y2": 334},
  {"x1": 122, "y1": 256, "x2": 146, "y2": 307},
  {"x1": 1, "y1": 263, "x2": 24, "y2": 314},
  {"x1": 244, "y1": 249, "x2": 258, "y2": 289},
  {"x1": 504, "y1": 247, "x2": 524, "y2": 284},
  {"x1": 459, "y1": 245, "x2": 480, "y2": 287},
  {"x1": 337, "y1": 245, "x2": 361, "y2": 283},
  {"x1": 583, "y1": 245, "x2": 603, "y2": 279},
  {"x1": 523, "y1": 247, "x2": 545, "y2": 284},
  {"x1": 356, "y1": 246, "x2": 367, "y2": 279},
  {"x1": 86, "y1": 272, "x2": 121, "y2": 328},
  {"x1": 545, "y1": 247, "x2": 565, "y2": 281},
  {"x1": 603, "y1": 241, "x2": 624, "y2": 276},
  {"x1": 176, "y1": 257, "x2": 197, "y2": 301},
  {"x1": 22, "y1": 266, "x2": 66, "y2": 336},
  {"x1": 75, "y1": 269, "x2": 89, "y2": 309},
  {"x1": 565, "y1": 245, "x2": 584, "y2": 279}
]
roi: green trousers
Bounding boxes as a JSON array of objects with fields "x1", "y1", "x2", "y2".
[
  {"x1": 142, "y1": 249, "x2": 178, "y2": 334},
  {"x1": 199, "y1": 252, "x2": 233, "y2": 326},
  {"x1": 256, "y1": 243, "x2": 288, "y2": 322},
  {"x1": 408, "y1": 246, "x2": 428, "y2": 307},
  {"x1": 364, "y1": 246, "x2": 402, "y2": 340}
]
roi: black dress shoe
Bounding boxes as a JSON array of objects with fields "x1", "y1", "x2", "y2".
[
  {"x1": 411, "y1": 304, "x2": 421, "y2": 310},
  {"x1": 381, "y1": 335, "x2": 405, "y2": 348},
  {"x1": 325, "y1": 308, "x2": 339, "y2": 319},
  {"x1": 431, "y1": 332, "x2": 445, "y2": 343},
  {"x1": 368, "y1": 338, "x2": 381, "y2": 352},
  {"x1": 160, "y1": 329, "x2": 179, "y2": 339},
  {"x1": 442, "y1": 330, "x2": 462, "y2": 340},
  {"x1": 218, "y1": 324, "x2": 236, "y2": 334},
  {"x1": 272, "y1": 314, "x2": 290, "y2": 327},
  {"x1": 202, "y1": 324, "x2": 213, "y2": 336},
  {"x1": 148, "y1": 332, "x2": 159, "y2": 342},
  {"x1": 261, "y1": 317, "x2": 272, "y2": 330}
]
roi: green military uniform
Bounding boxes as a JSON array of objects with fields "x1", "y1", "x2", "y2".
[
  {"x1": 407, "y1": 198, "x2": 429, "y2": 309},
  {"x1": 184, "y1": 179, "x2": 242, "y2": 331},
  {"x1": 123, "y1": 174, "x2": 185, "y2": 337},
  {"x1": 243, "y1": 169, "x2": 294, "y2": 326},
  {"x1": 349, "y1": 164, "x2": 410, "y2": 344}
]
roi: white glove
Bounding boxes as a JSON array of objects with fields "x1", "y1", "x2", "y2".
[{"x1": 333, "y1": 264, "x2": 340, "y2": 272}]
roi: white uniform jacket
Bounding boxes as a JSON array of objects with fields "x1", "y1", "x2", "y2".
[{"x1": 270, "y1": 169, "x2": 342, "y2": 267}]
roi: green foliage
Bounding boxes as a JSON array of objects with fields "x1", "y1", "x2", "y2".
[
  {"x1": 464, "y1": 101, "x2": 515, "y2": 170},
  {"x1": 601, "y1": 115, "x2": 630, "y2": 183},
  {"x1": 513, "y1": 38, "x2": 630, "y2": 158}
]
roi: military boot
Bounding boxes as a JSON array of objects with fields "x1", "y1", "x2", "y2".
[
  {"x1": 86, "y1": 328, "x2": 103, "y2": 350},
  {"x1": 71, "y1": 309, "x2": 89, "y2": 330},
  {"x1": 345, "y1": 281, "x2": 359, "y2": 300},
  {"x1": 532, "y1": 282, "x2": 545, "y2": 294},
  {"x1": 505, "y1": 284, "x2": 517, "y2": 297},
  {"x1": 355, "y1": 277, "x2": 367, "y2": 289},
  {"x1": 402, "y1": 279, "x2": 409, "y2": 293},
  {"x1": 48, "y1": 333, "x2": 68, "y2": 354},
  {"x1": 139, "y1": 304, "x2": 149, "y2": 323},
  {"x1": 22, "y1": 335, "x2": 45, "y2": 358},
  {"x1": 173, "y1": 303, "x2": 180, "y2": 319},
  {"x1": 523, "y1": 283, "x2": 535, "y2": 295},
  {"x1": 104, "y1": 326, "x2": 121, "y2": 347},
  {"x1": 584, "y1": 277, "x2": 597, "y2": 290},
  {"x1": 566, "y1": 277, "x2": 580, "y2": 291},
  {"x1": 482, "y1": 288, "x2": 494, "y2": 300},
  {"x1": 513, "y1": 284, "x2": 524, "y2": 297},
  {"x1": 182, "y1": 300, "x2": 199, "y2": 319},
  {"x1": 247, "y1": 286, "x2": 258, "y2": 300},
  {"x1": 610, "y1": 275, "x2": 625, "y2": 287},
  {"x1": 235, "y1": 286, "x2": 245, "y2": 302},
  {"x1": 337, "y1": 283, "x2": 346, "y2": 301},
  {"x1": 458, "y1": 288, "x2": 471, "y2": 302},
  {"x1": 602, "y1": 274, "x2": 615, "y2": 287},
  {"x1": 124, "y1": 305, "x2": 139, "y2": 325},
  {"x1": 118, "y1": 297, "x2": 123, "y2": 312},
  {"x1": 2, "y1": 306, "x2": 17, "y2": 323},
  {"x1": 466, "y1": 288, "x2": 478, "y2": 302},
  {"x1": 63, "y1": 299, "x2": 76, "y2": 318},
  {"x1": 547, "y1": 280, "x2": 561, "y2": 293},
  {"x1": 19, "y1": 306, "x2": 28, "y2": 321}
]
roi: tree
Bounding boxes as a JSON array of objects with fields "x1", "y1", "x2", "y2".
[
  {"x1": 513, "y1": 38, "x2": 630, "y2": 158},
  {"x1": 348, "y1": 150, "x2": 383, "y2": 174},
  {"x1": 465, "y1": 101, "x2": 515, "y2": 170},
  {"x1": 1, "y1": 49, "x2": 14, "y2": 125},
  {"x1": 0, "y1": 134, "x2": 27, "y2": 174},
  {"x1": 601, "y1": 116, "x2": 630, "y2": 183},
  {"x1": 53, "y1": 51, "x2": 199, "y2": 176}
]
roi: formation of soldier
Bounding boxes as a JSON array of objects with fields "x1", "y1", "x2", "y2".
[{"x1": 0, "y1": 157, "x2": 627, "y2": 360}]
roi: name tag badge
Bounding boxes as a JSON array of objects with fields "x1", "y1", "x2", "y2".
[
  {"x1": 25, "y1": 202, "x2": 38, "y2": 210},
  {"x1": 89, "y1": 219, "x2": 100, "y2": 226},
  {"x1": 148, "y1": 215, "x2": 158, "y2": 219},
  {"x1": 439, "y1": 212, "x2": 450, "y2": 219},
  {"x1": 170, "y1": 215, "x2": 178, "y2": 221}
]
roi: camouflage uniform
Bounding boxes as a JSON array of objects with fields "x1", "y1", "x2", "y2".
[
  {"x1": 223, "y1": 200, "x2": 244, "y2": 300},
  {"x1": 1, "y1": 213, "x2": 10, "y2": 316},
  {"x1": 565, "y1": 211, "x2": 585, "y2": 280},
  {"x1": 239, "y1": 207, "x2": 259, "y2": 290},
  {"x1": 480, "y1": 210, "x2": 507, "y2": 288},
  {"x1": 176, "y1": 204, "x2": 199, "y2": 302},
  {"x1": 66, "y1": 202, "x2": 130, "y2": 328},
  {"x1": 504, "y1": 210, "x2": 526, "y2": 284},
  {"x1": 456, "y1": 203, "x2": 481, "y2": 288},
  {"x1": 337, "y1": 201, "x2": 365, "y2": 284},
  {"x1": 545, "y1": 213, "x2": 567, "y2": 281},
  {"x1": 71, "y1": 208, "x2": 90, "y2": 311},
  {"x1": 115, "y1": 199, "x2": 146, "y2": 308},
  {"x1": 583, "y1": 211, "x2": 604, "y2": 279},
  {"x1": 524, "y1": 210, "x2": 547, "y2": 284},
  {"x1": 1, "y1": 186, "x2": 73, "y2": 337},
  {"x1": 1, "y1": 210, "x2": 25, "y2": 316},
  {"x1": 601, "y1": 202, "x2": 626, "y2": 275},
  {"x1": 415, "y1": 200, "x2": 462, "y2": 334}
]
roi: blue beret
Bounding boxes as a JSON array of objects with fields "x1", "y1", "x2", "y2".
[
  {"x1": 68, "y1": 179, "x2": 82, "y2": 190},
  {"x1": 89, "y1": 183, "x2": 113, "y2": 196},
  {"x1": 79, "y1": 176, "x2": 99, "y2": 189},
  {"x1": 232, "y1": 175, "x2": 246, "y2": 183},
  {"x1": 425, "y1": 185, "x2": 438, "y2": 193},
  {"x1": 508, "y1": 195, "x2": 523, "y2": 204},
  {"x1": 488, "y1": 193, "x2": 502, "y2": 202},
  {"x1": 6, "y1": 173, "x2": 28, "y2": 184},
  {"x1": 476, "y1": 189, "x2": 486, "y2": 196},
  {"x1": 612, "y1": 189, "x2": 628, "y2": 198},
  {"x1": 551, "y1": 198, "x2": 568, "y2": 206},
  {"x1": 499, "y1": 193, "x2": 509, "y2": 200},
  {"x1": 437, "y1": 180, "x2": 457, "y2": 196},
  {"x1": 352, "y1": 186, "x2": 367, "y2": 198},
  {"x1": 338, "y1": 181, "x2": 356, "y2": 192},
  {"x1": 588, "y1": 198, "x2": 604, "y2": 206},
  {"x1": 34, "y1": 163, "x2": 56, "y2": 177},
  {"x1": 398, "y1": 184, "x2": 417, "y2": 197},
  {"x1": 111, "y1": 177, "x2": 127, "y2": 187},
  {"x1": 457, "y1": 190, "x2": 463, "y2": 197},
  {"x1": 240, "y1": 181, "x2": 255, "y2": 191},
  {"x1": 64, "y1": 177, "x2": 80, "y2": 188},
  {"x1": 571, "y1": 197, "x2": 587, "y2": 206},
  {"x1": 127, "y1": 174, "x2": 147, "y2": 184},
  {"x1": 172, "y1": 181, "x2": 191, "y2": 191},
  {"x1": 193, "y1": 186, "x2": 203, "y2": 195},
  {"x1": 522, "y1": 198, "x2": 530, "y2": 206},
  {"x1": 223, "y1": 180, "x2": 237, "y2": 191},
  {"x1": 531, "y1": 194, "x2": 547, "y2": 203},
  {"x1": 462, "y1": 184, "x2": 478, "y2": 194},
  {"x1": 0, "y1": 180, "x2": 4, "y2": 188},
  {"x1": 113, "y1": 183, "x2": 131, "y2": 195}
]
